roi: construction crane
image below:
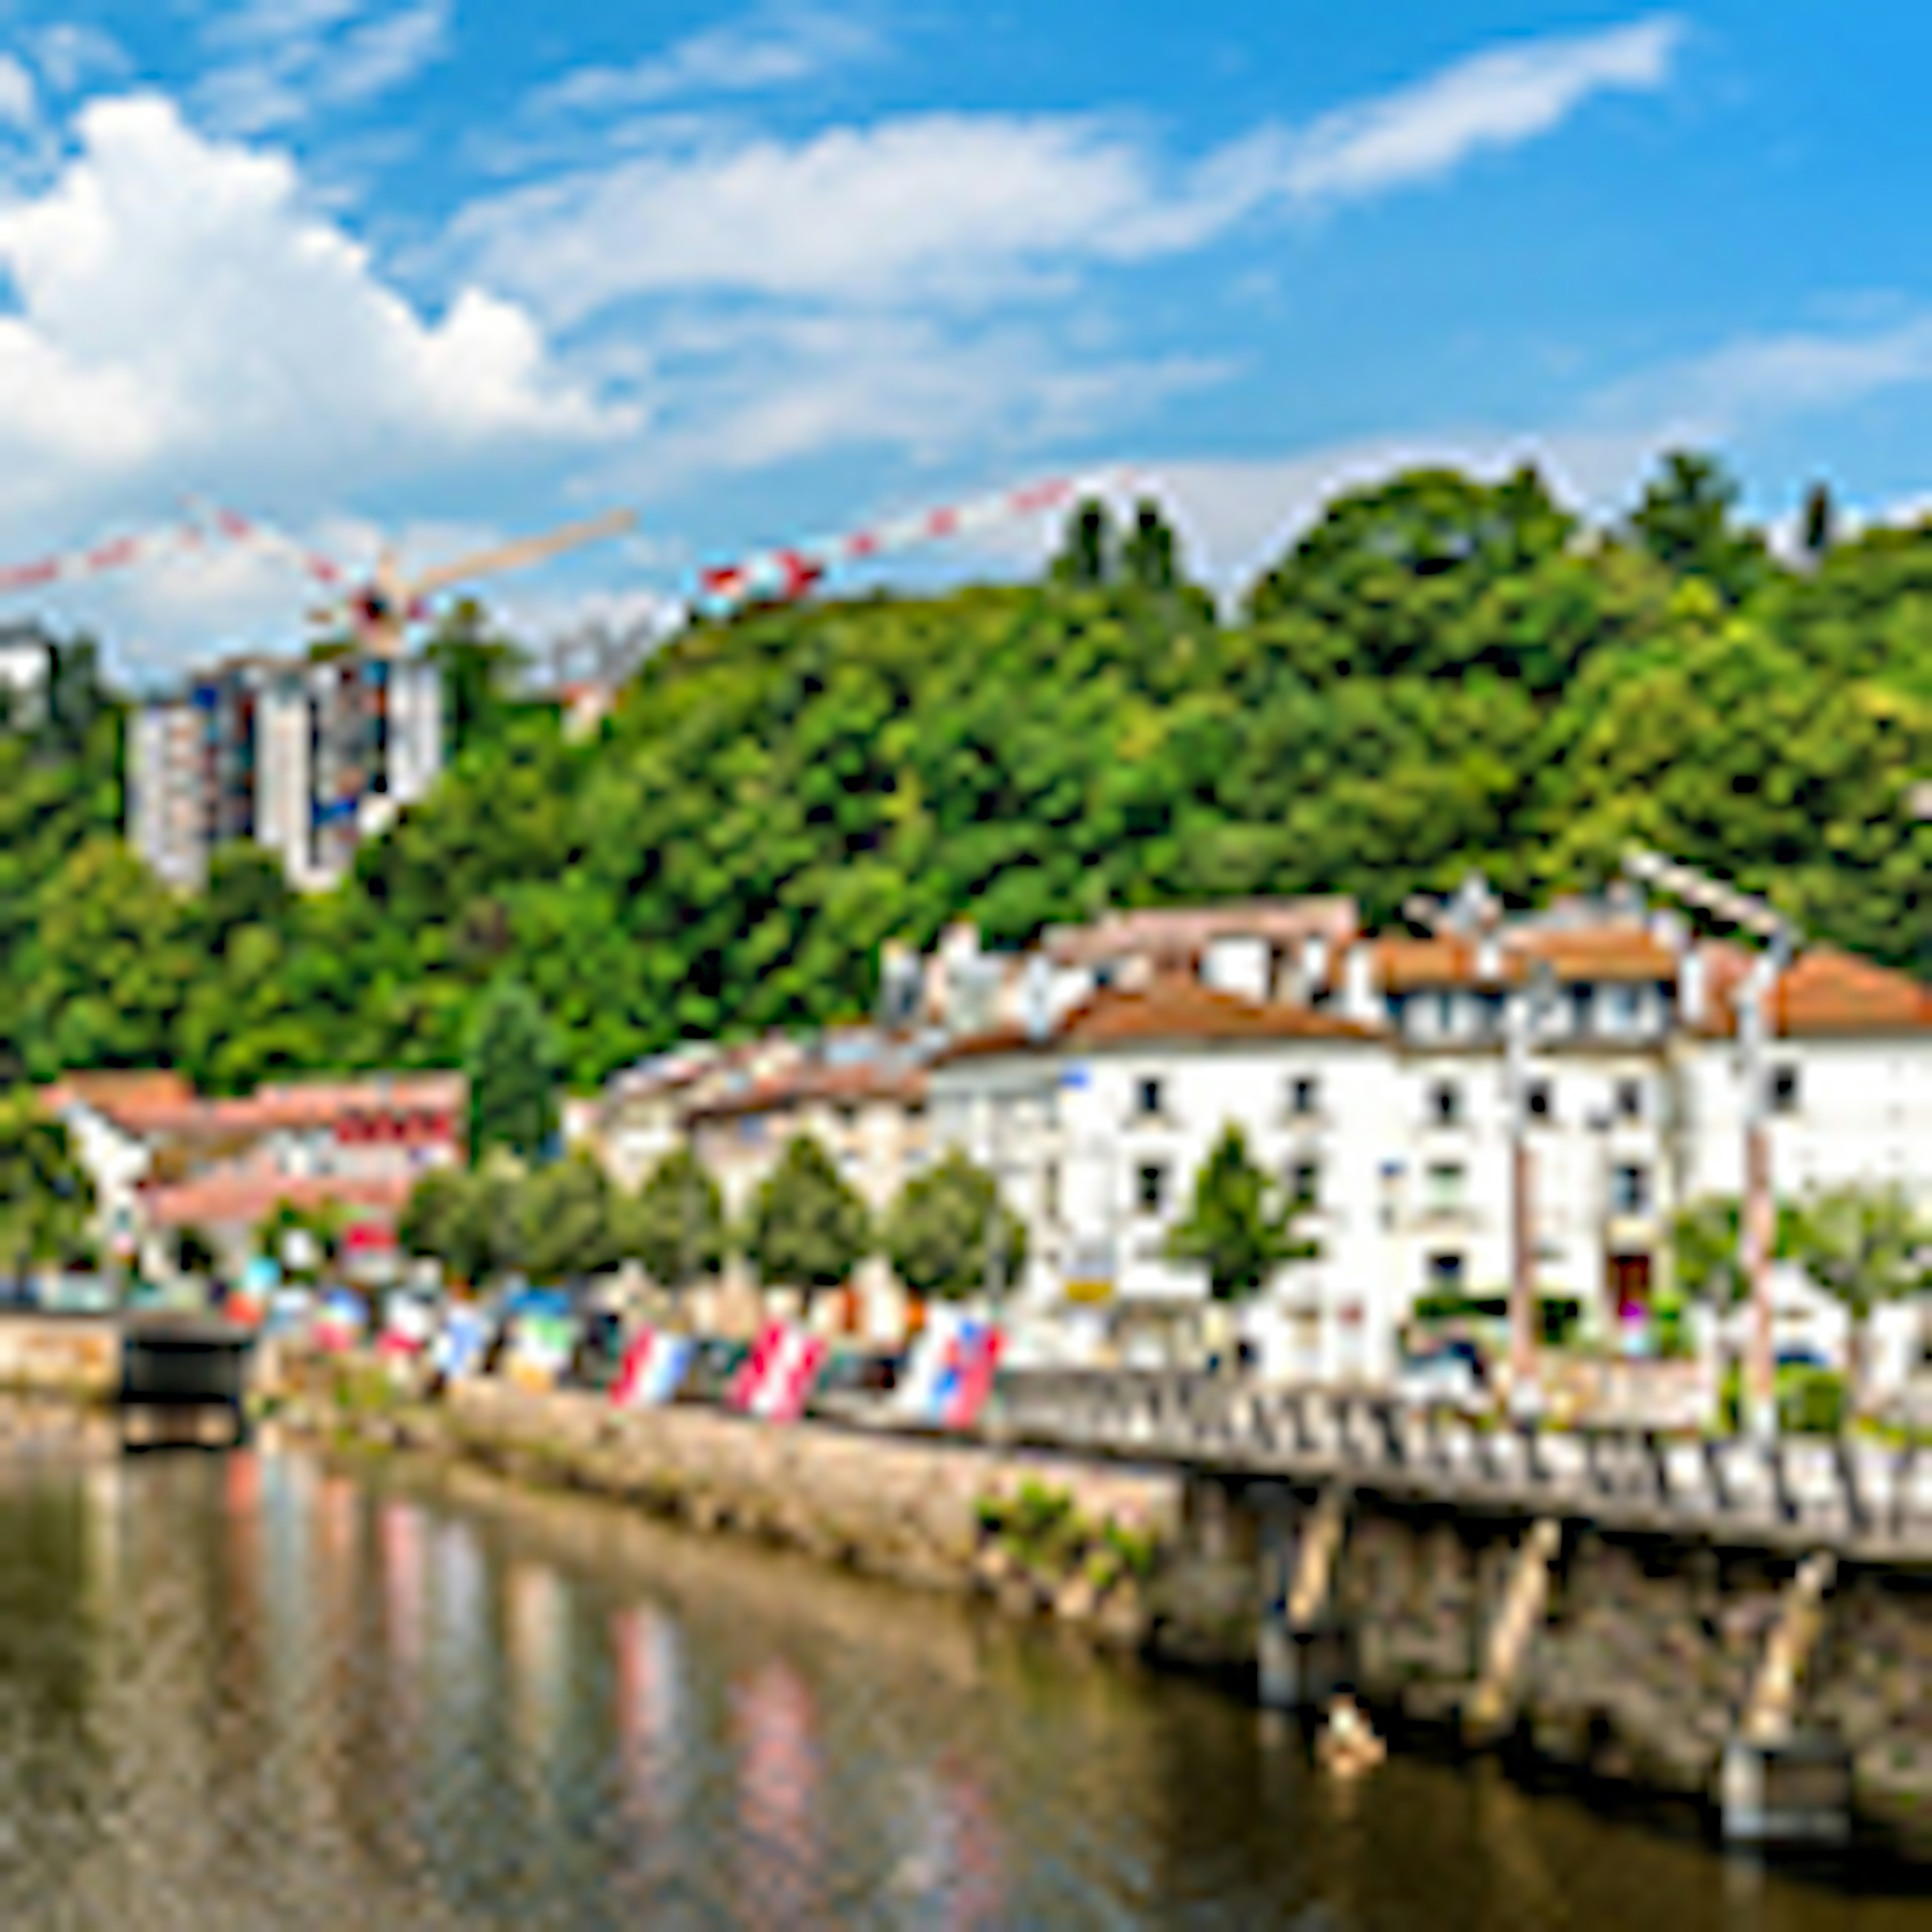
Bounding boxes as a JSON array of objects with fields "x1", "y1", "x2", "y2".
[{"x1": 204, "y1": 504, "x2": 640, "y2": 657}]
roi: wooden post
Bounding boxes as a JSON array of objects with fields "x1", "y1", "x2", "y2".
[{"x1": 1464, "y1": 1519, "x2": 1562, "y2": 1745}]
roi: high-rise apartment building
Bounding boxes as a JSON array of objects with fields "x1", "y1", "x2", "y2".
[{"x1": 129, "y1": 650, "x2": 443, "y2": 892}]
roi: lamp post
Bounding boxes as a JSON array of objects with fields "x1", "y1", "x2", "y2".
[
  {"x1": 1505, "y1": 962, "x2": 1558, "y2": 1402},
  {"x1": 1624, "y1": 850, "x2": 1796, "y2": 1441}
]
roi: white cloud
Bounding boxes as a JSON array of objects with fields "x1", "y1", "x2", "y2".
[
  {"x1": 535, "y1": 4, "x2": 881, "y2": 116},
  {"x1": 30, "y1": 22, "x2": 130, "y2": 95},
  {"x1": 464, "y1": 18, "x2": 1682, "y2": 323},
  {"x1": 0, "y1": 56, "x2": 39, "y2": 132},
  {"x1": 198, "y1": 0, "x2": 452, "y2": 134},
  {"x1": 1275, "y1": 16, "x2": 1683, "y2": 205},
  {"x1": 0, "y1": 93, "x2": 625, "y2": 529}
]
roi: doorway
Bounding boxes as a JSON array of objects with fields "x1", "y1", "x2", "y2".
[{"x1": 1606, "y1": 1252, "x2": 1652, "y2": 1324}]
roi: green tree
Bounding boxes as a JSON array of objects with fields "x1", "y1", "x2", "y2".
[
  {"x1": 745, "y1": 1134, "x2": 872, "y2": 1298},
  {"x1": 0, "y1": 1092, "x2": 95, "y2": 1282},
  {"x1": 1782, "y1": 1182, "x2": 1932, "y2": 1416},
  {"x1": 252, "y1": 1197, "x2": 347, "y2": 1284},
  {"x1": 1164, "y1": 1123, "x2": 1316, "y2": 1303},
  {"x1": 884, "y1": 1148, "x2": 1029, "y2": 1301},
  {"x1": 1049, "y1": 499, "x2": 1115, "y2": 588},
  {"x1": 424, "y1": 599, "x2": 534, "y2": 761},
  {"x1": 174, "y1": 1225, "x2": 220, "y2": 1278},
  {"x1": 464, "y1": 976, "x2": 560, "y2": 1166},
  {"x1": 1626, "y1": 450, "x2": 1774, "y2": 604},
  {"x1": 398, "y1": 1165, "x2": 492, "y2": 1287},
  {"x1": 1119, "y1": 499, "x2": 1181, "y2": 593},
  {"x1": 621, "y1": 1144, "x2": 726, "y2": 1293},
  {"x1": 519, "y1": 1150, "x2": 618, "y2": 1284}
]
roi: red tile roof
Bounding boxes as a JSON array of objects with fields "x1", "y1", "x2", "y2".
[
  {"x1": 1043, "y1": 898, "x2": 1358, "y2": 966},
  {"x1": 139, "y1": 1170, "x2": 418, "y2": 1230},
  {"x1": 1696, "y1": 945, "x2": 1932, "y2": 1037},
  {"x1": 934, "y1": 979, "x2": 1377, "y2": 1062},
  {"x1": 685, "y1": 1061, "x2": 928, "y2": 1122}
]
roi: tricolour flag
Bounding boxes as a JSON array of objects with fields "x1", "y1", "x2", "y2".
[
  {"x1": 611, "y1": 1328, "x2": 696, "y2": 1409},
  {"x1": 895, "y1": 1311, "x2": 1002, "y2": 1429},
  {"x1": 313, "y1": 1290, "x2": 367, "y2": 1353},
  {"x1": 727, "y1": 1321, "x2": 827, "y2": 1422},
  {"x1": 432, "y1": 1305, "x2": 492, "y2": 1382}
]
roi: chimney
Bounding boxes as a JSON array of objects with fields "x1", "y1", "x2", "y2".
[
  {"x1": 1678, "y1": 944, "x2": 1708, "y2": 1030},
  {"x1": 1301, "y1": 932, "x2": 1332, "y2": 999},
  {"x1": 1476, "y1": 933, "x2": 1503, "y2": 983},
  {"x1": 1341, "y1": 942, "x2": 1380, "y2": 1025},
  {"x1": 1023, "y1": 953, "x2": 1055, "y2": 1043}
]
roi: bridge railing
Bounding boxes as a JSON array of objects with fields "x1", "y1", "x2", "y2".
[{"x1": 987, "y1": 1371, "x2": 1932, "y2": 1548}]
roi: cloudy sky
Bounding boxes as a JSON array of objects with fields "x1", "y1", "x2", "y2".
[{"x1": 0, "y1": 3, "x2": 1921, "y2": 675}]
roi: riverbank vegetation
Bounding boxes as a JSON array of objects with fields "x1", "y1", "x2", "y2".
[{"x1": 0, "y1": 450, "x2": 1928, "y2": 1097}]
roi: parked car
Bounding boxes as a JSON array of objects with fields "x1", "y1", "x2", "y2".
[{"x1": 1395, "y1": 1338, "x2": 1488, "y2": 1410}]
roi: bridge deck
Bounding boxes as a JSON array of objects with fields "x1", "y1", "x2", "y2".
[{"x1": 988, "y1": 1372, "x2": 1932, "y2": 1564}]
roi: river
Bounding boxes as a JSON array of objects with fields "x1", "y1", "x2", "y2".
[{"x1": 0, "y1": 1433, "x2": 1918, "y2": 1928}]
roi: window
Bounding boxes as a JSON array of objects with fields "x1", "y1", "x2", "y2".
[
  {"x1": 1289, "y1": 1160, "x2": 1320, "y2": 1209},
  {"x1": 1611, "y1": 1164, "x2": 1650, "y2": 1216},
  {"x1": 1569, "y1": 984, "x2": 1595, "y2": 1034},
  {"x1": 1289, "y1": 1076, "x2": 1319, "y2": 1118},
  {"x1": 1433, "y1": 992, "x2": 1458, "y2": 1038},
  {"x1": 1426, "y1": 1163, "x2": 1465, "y2": 1215},
  {"x1": 1427, "y1": 1253, "x2": 1466, "y2": 1293},
  {"x1": 1043, "y1": 1161, "x2": 1060, "y2": 1222},
  {"x1": 1526, "y1": 1079, "x2": 1553, "y2": 1120},
  {"x1": 1429, "y1": 1080, "x2": 1463, "y2": 1126},
  {"x1": 1136, "y1": 1163, "x2": 1167, "y2": 1214},
  {"x1": 1772, "y1": 1066, "x2": 1800, "y2": 1114},
  {"x1": 1615, "y1": 1078, "x2": 1644, "y2": 1123},
  {"x1": 1605, "y1": 985, "x2": 1643, "y2": 1035},
  {"x1": 1135, "y1": 1077, "x2": 1164, "y2": 1119}
]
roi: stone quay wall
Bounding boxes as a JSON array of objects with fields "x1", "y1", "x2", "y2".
[
  {"x1": 276, "y1": 1361, "x2": 1932, "y2": 1849},
  {"x1": 1152, "y1": 1474, "x2": 1932, "y2": 1848},
  {"x1": 0, "y1": 1314, "x2": 120, "y2": 1400}
]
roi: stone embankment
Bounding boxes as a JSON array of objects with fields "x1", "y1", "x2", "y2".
[
  {"x1": 272, "y1": 1357, "x2": 1932, "y2": 1853},
  {"x1": 278, "y1": 1364, "x2": 1181, "y2": 1651}
]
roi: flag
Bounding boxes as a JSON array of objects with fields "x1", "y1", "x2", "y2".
[
  {"x1": 611, "y1": 1328, "x2": 696, "y2": 1409},
  {"x1": 507, "y1": 1312, "x2": 576, "y2": 1391},
  {"x1": 895, "y1": 1312, "x2": 1002, "y2": 1429},
  {"x1": 727, "y1": 1321, "x2": 827, "y2": 1422},
  {"x1": 432, "y1": 1305, "x2": 492, "y2": 1382},
  {"x1": 314, "y1": 1290, "x2": 367, "y2": 1353}
]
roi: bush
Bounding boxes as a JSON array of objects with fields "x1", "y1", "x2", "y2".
[{"x1": 1778, "y1": 1366, "x2": 1848, "y2": 1436}]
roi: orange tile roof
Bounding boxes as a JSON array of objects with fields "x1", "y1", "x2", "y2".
[
  {"x1": 686, "y1": 1061, "x2": 928, "y2": 1122},
  {"x1": 1511, "y1": 925, "x2": 1679, "y2": 984},
  {"x1": 1044, "y1": 898, "x2": 1358, "y2": 965},
  {"x1": 1696, "y1": 945, "x2": 1932, "y2": 1038},
  {"x1": 139, "y1": 1170, "x2": 418, "y2": 1230},
  {"x1": 933, "y1": 979, "x2": 1377, "y2": 1062}
]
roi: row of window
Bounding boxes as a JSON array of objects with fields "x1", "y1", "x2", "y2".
[
  {"x1": 1128, "y1": 1157, "x2": 1653, "y2": 1221},
  {"x1": 1134, "y1": 1069, "x2": 1802, "y2": 1132},
  {"x1": 1134, "y1": 1159, "x2": 1321, "y2": 1215},
  {"x1": 1403, "y1": 983, "x2": 1666, "y2": 1042}
]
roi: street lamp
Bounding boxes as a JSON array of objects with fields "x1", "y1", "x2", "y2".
[
  {"x1": 1624, "y1": 850, "x2": 1797, "y2": 1441},
  {"x1": 1505, "y1": 960, "x2": 1559, "y2": 1403}
]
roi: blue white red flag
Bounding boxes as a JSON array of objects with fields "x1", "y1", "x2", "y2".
[
  {"x1": 727, "y1": 1321, "x2": 828, "y2": 1422},
  {"x1": 433, "y1": 1304, "x2": 492, "y2": 1381},
  {"x1": 896, "y1": 1312, "x2": 1002, "y2": 1429},
  {"x1": 314, "y1": 1290, "x2": 367, "y2": 1353},
  {"x1": 611, "y1": 1328, "x2": 695, "y2": 1409}
]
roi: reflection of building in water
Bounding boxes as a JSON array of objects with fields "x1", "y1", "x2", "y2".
[
  {"x1": 733, "y1": 1658, "x2": 823, "y2": 1929},
  {"x1": 505, "y1": 1560, "x2": 572, "y2": 1775},
  {"x1": 83, "y1": 1460, "x2": 124, "y2": 1616},
  {"x1": 381, "y1": 1498, "x2": 429, "y2": 1680},
  {"x1": 612, "y1": 1602, "x2": 688, "y2": 1830}
]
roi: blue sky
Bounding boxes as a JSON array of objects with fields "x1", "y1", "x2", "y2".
[{"x1": 0, "y1": 4, "x2": 1926, "y2": 673}]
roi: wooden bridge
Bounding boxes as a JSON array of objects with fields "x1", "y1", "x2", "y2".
[{"x1": 987, "y1": 1370, "x2": 1932, "y2": 1559}]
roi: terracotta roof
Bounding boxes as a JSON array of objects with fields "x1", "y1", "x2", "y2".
[
  {"x1": 934, "y1": 979, "x2": 1377, "y2": 1062},
  {"x1": 1043, "y1": 898, "x2": 1358, "y2": 966},
  {"x1": 139, "y1": 1170, "x2": 418, "y2": 1230},
  {"x1": 1696, "y1": 945, "x2": 1932, "y2": 1038},
  {"x1": 1511, "y1": 925, "x2": 1678, "y2": 984},
  {"x1": 686, "y1": 1060, "x2": 928, "y2": 1122},
  {"x1": 56, "y1": 1073, "x2": 464, "y2": 1141}
]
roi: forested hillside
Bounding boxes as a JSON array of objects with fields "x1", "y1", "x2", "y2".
[{"x1": 4, "y1": 451, "x2": 1930, "y2": 1094}]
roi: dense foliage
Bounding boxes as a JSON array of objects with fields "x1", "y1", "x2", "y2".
[
  {"x1": 1164, "y1": 1123, "x2": 1318, "y2": 1304},
  {"x1": 0, "y1": 1090, "x2": 95, "y2": 1277},
  {"x1": 3, "y1": 451, "x2": 1930, "y2": 1097},
  {"x1": 883, "y1": 1149, "x2": 1028, "y2": 1301}
]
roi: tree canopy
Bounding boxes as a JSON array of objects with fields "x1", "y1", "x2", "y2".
[
  {"x1": 0, "y1": 449, "x2": 1929, "y2": 1099},
  {"x1": 1165, "y1": 1123, "x2": 1317, "y2": 1304},
  {"x1": 884, "y1": 1149, "x2": 1028, "y2": 1302},
  {"x1": 744, "y1": 1135, "x2": 871, "y2": 1294}
]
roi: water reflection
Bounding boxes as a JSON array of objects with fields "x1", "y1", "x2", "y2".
[{"x1": 0, "y1": 1442, "x2": 1916, "y2": 1927}]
